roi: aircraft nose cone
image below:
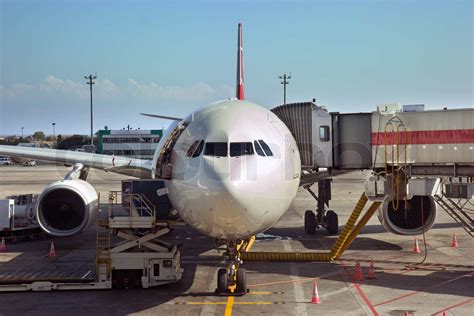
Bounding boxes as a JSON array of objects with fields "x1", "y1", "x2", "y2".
[{"x1": 212, "y1": 180, "x2": 256, "y2": 238}]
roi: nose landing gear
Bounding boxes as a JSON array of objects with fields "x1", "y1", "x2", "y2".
[{"x1": 215, "y1": 239, "x2": 248, "y2": 296}]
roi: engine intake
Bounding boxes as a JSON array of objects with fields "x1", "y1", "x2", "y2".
[
  {"x1": 378, "y1": 195, "x2": 437, "y2": 236},
  {"x1": 36, "y1": 179, "x2": 98, "y2": 237}
]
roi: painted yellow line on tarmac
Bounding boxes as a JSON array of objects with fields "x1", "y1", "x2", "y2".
[
  {"x1": 175, "y1": 301, "x2": 275, "y2": 306},
  {"x1": 224, "y1": 296, "x2": 234, "y2": 316},
  {"x1": 178, "y1": 302, "x2": 227, "y2": 305},
  {"x1": 248, "y1": 291, "x2": 273, "y2": 295},
  {"x1": 234, "y1": 302, "x2": 274, "y2": 305}
]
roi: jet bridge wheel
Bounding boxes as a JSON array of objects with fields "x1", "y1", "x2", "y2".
[
  {"x1": 325, "y1": 210, "x2": 339, "y2": 235},
  {"x1": 217, "y1": 268, "x2": 228, "y2": 292},
  {"x1": 304, "y1": 210, "x2": 317, "y2": 234}
]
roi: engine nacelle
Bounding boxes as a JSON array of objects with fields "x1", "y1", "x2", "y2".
[
  {"x1": 378, "y1": 195, "x2": 437, "y2": 235},
  {"x1": 36, "y1": 179, "x2": 98, "y2": 237}
]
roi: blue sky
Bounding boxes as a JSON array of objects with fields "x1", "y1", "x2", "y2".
[{"x1": 1, "y1": 0, "x2": 472, "y2": 135}]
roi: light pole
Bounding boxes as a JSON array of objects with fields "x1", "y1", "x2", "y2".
[
  {"x1": 84, "y1": 74, "x2": 97, "y2": 146},
  {"x1": 21, "y1": 127, "x2": 24, "y2": 139},
  {"x1": 52, "y1": 123, "x2": 56, "y2": 148},
  {"x1": 279, "y1": 73, "x2": 291, "y2": 105}
]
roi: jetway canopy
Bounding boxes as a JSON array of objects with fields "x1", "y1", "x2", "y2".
[
  {"x1": 272, "y1": 102, "x2": 333, "y2": 169},
  {"x1": 272, "y1": 102, "x2": 373, "y2": 170}
]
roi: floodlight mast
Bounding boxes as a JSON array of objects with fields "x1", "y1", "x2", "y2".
[
  {"x1": 84, "y1": 74, "x2": 97, "y2": 146},
  {"x1": 279, "y1": 73, "x2": 291, "y2": 104}
]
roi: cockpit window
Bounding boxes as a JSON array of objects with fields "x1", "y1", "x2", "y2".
[
  {"x1": 192, "y1": 140, "x2": 204, "y2": 157},
  {"x1": 204, "y1": 142, "x2": 228, "y2": 157},
  {"x1": 186, "y1": 140, "x2": 204, "y2": 158},
  {"x1": 258, "y1": 140, "x2": 273, "y2": 156},
  {"x1": 254, "y1": 140, "x2": 265, "y2": 157},
  {"x1": 230, "y1": 142, "x2": 254, "y2": 157},
  {"x1": 186, "y1": 140, "x2": 199, "y2": 157}
]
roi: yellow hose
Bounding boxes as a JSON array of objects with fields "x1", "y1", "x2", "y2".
[{"x1": 240, "y1": 193, "x2": 371, "y2": 263}]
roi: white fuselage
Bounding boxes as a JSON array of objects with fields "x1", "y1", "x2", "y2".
[{"x1": 153, "y1": 100, "x2": 301, "y2": 240}]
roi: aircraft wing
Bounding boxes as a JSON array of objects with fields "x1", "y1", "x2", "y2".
[{"x1": 0, "y1": 145, "x2": 153, "y2": 178}]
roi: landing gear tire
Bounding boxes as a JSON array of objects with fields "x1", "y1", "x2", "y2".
[
  {"x1": 113, "y1": 270, "x2": 139, "y2": 289},
  {"x1": 235, "y1": 268, "x2": 247, "y2": 294},
  {"x1": 217, "y1": 268, "x2": 228, "y2": 292},
  {"x1": 325, "y1": 210, "x2": 338, "y2": 235},
  {"x1": 305, "y1": 210, "x2": 317, "y2": 234}
]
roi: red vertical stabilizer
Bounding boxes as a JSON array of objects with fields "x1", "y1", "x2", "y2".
[{"x1": 236, "y1": 23, "x2": 244, "y2": 100}]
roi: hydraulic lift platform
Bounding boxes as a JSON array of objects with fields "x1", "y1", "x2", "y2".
[{"x1": 0, "y1": 191, "x2": 183, "y2": 292}]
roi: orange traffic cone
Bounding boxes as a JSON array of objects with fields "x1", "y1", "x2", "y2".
[
  {"x1": 412, "y1": 238, "x2": 421, "y2": 253},
  {"x1": 367, "y1": 260, "x2": 377, "y2": 279},
  {"x1": 310, "y1": 281, "x2": 321, "y2": 304},
  {"x1": 0, "y1": 237, "x2": 6, "y2": 252},
  {"x1": 451, "y1": 233, "x2": 458, "y2": 248},
  {"x1": 353, "y1": 261, "x2": 364, "y2": 281},
  {"x1": 48, "y1": 241, "x2": 56, "y2": 257}
]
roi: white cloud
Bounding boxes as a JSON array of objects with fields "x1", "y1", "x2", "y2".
[
  {"x1": 1, "y1": 76, "x2": 226, "y2": 102},
  {"x1": 0, "y1": 83, "x2": 35, "y2": 98},
  {"x1": 39, "y1": 75, "x2": 87, "y2": 98},
  {"x1": 126, "y1": 79, "x2": 215, "y2": 100},
  {"x1": 96, "y1": 79, "x2": 119, "y2": 97}
]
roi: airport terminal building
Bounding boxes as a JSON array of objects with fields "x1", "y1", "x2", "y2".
[{"x1": 97, "y1": 129, "x2": 163, "y2": 159}]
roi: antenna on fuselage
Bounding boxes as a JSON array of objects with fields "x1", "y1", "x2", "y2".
[{"x1": 236, "y1": 23, "x2": 244, "y2": 100}]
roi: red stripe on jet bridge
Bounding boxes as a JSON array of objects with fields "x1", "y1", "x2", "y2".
[{"x1": 371, "y1": 129, "x2": 474, "y2": 145}]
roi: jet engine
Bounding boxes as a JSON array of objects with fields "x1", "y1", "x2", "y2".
[
  {"x1": 378, "y1": 195, "x2": 437, "y2": 235},
  {"x1": 36, "y1": 179, "x2": 98, "y2": 237}
]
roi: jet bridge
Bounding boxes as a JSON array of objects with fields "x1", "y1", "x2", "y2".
[
  {"x1": 272, "y1": 102, "x2": 474, "y2": 174},
  {"x1": 272, "y1": 102, "x2": 474, "y2": 236}
]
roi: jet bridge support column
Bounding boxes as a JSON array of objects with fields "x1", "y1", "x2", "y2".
[
  {"x1": 304, "y1": 179, "x2": 338, "y2": 235},
  {"x1": 316, "y1": 179, "x2": 331, "y2": 223}
]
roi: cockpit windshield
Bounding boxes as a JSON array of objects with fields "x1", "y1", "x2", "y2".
[
  {"x1": 257, "y1": 140, "x2": 273, "y2": 156},
  {"x1": 204, "y1": 142, "x2": 228, "y2": 157},
  {"x1": 186, "y1": 140, "x2": 205, "y2": 158},
  {"x1": 200, "y1": 140, "x2": 272, "y2": 158},
  {"x1": 230, "y1": 142, "x2": 254, "y2": 157}
]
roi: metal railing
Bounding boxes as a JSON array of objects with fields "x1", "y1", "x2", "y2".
[{"x1": 107, "y1": 191, "x2": 156, "y2": 218}]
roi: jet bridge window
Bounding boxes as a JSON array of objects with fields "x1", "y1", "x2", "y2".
[
  {"x1": 204, "y1": 142, "x2": 228, "y2": 157},
  {"x1": 258, "y1": 140, "x2": 273, "y2": 156},
  {"x1": 319, "y1": 126, "x2": 330, "y2": 142},
  {"x1": 186, "y1": 140, "x2": 204, "y2": 158},
  {"x1": 230, "y1": 142, "x2": 254, "y2": 157}
]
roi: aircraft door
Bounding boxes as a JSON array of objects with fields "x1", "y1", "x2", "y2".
[{"x1": 312, "y1": 110, "x2": 333, "y2": 168}]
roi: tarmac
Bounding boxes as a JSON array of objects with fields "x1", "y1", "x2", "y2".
[{"x1": 0, "y1": 165, "x2": 473, "y2": 316}]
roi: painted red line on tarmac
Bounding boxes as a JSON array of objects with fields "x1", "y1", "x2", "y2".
[
  {"x1": 247, "y1": 270, "x2": 340, "y2": 288},
  {"x1": 373, "y1": 290, "x2": 417, "y2": 307},
  {"x1": 431, "y1": 297, "x2": 474, "y2": 315},
  {"x1": 373, "y1": 272, "x2": 474, "y2": 307},
  {"x1": 338, "y1": 260, "x2": 378, "y2": 316},
  {"x1": 353, "y1": 283, "x2": 379, "y2": 316}
]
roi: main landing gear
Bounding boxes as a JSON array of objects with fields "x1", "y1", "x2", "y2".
[
  {"x1": 304, "y1": 179, "x2": 339, "y2": 235},
  {"x1": 215, "y1": 240, "x2": 248, "y2": 296}
]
